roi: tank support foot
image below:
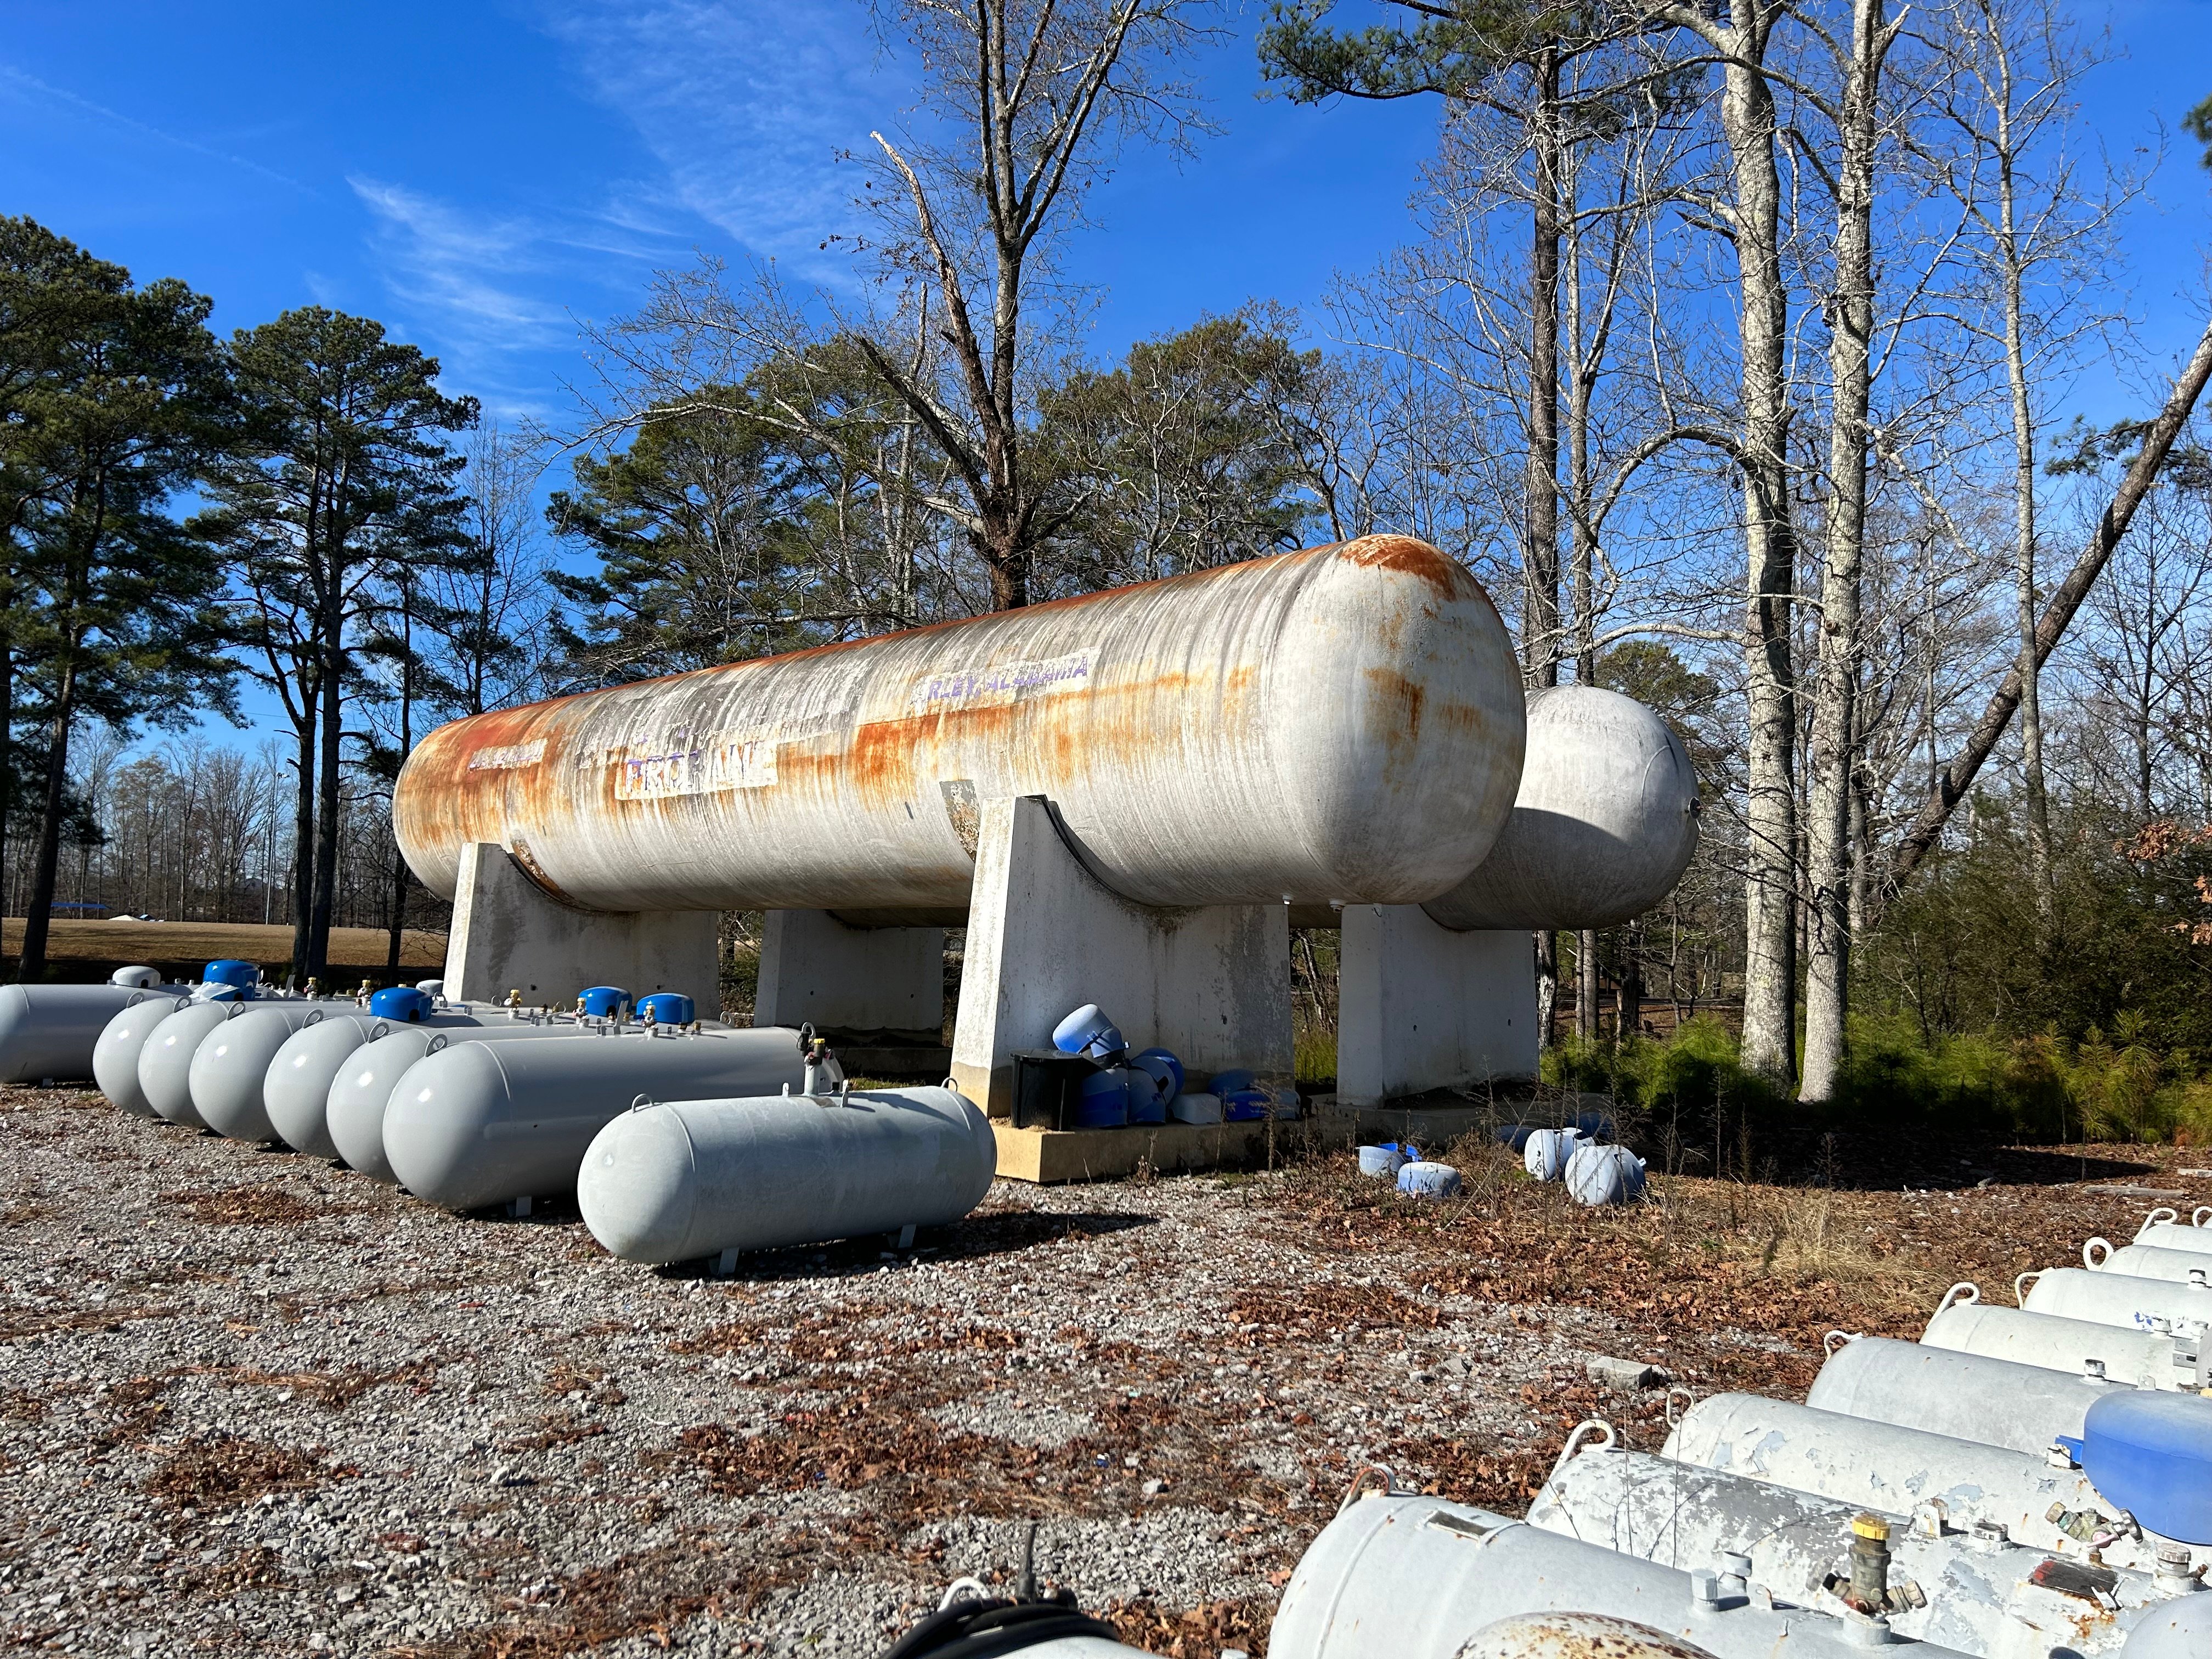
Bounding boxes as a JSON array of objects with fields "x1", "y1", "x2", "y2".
[
  {"x1": 443, "y1": 842, "x2": 720, "y2": 1012},
  {"x1": 1337, "y1": 907, "x2": 1538, "y2": 1106},
  {"x1": 950, "y1": 795, "x2": 1291, "y2": 1118},
  {"x1": 755, "y1": 910, "x2": 945, "y2": 1035},
  {"x1": 507, "y1": 1195, "x2": 533, "y2": 1218},
  {"x1": 714, "y1": 1247, "x2": 740, "y2": 1277},
  {"x1": 895, "y1": 1223, "x2": 916, "y2": 1249}
]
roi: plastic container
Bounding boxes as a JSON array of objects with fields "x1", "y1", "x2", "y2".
[
  {"x1": 577, "y1": 985, "x2": 629, "y2": 1019},
  {"x1": 1207, "y1": 1068, "x2": 1256, "y2": 1096},
  {"x1": 1170, "y1": 1091, "x2": 1222, "y2": 1125},
  {"x1": 2056, "y1": 1388, "x2": 2212, "y2": 1545},
  {"x1": 1125, "y1": 1065, "x2": 1167, "y2": 1125},
  {"x1": 1565, "y1": 1142, "x2": 1645, "y2": 1206},
  {"x1": 636, "y1": 991, "x2": 695, "y2": 1026},
  {"x1": 1053, "y1": 1003, "x2": 1125, "y2": 1061},
  {"x1": 1133, "y1": 1047, "x2": 1183, "y2": 1098},
  {"x1": 1523, "y1": 1127, "x2": 1582, "y2": 1182},
  {"x1": 1398, "y1": 1161, "x2": 1463, "y2": 1198},
  {"x1": 1074, "y1": 1066, "x2": 1130, "y2": 1128},
  {"x1": 368, "y1": 986, "x2": 433, "y2": 1023},
  {"x1": 1221, "y1": 1086, "x2": 1271, "y2": 1122},
  {"x1": 1359, "y1": 1144, "x2": 1409, "y2": 1180}
]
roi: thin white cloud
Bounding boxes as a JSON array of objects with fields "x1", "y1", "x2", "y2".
[
  {"x1": 531, "y1": 1, "x2": 901, "y2": 276},
  {"x1": 0, "y1": 62, "x2": 312, "y2": 193},
  {"x1": 351, "y1": 177, "x2": 570, "y2": 346}
]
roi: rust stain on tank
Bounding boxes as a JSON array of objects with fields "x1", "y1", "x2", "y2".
[
  {"x1": 1340, "y1": 534, "x2": 1471, "y2": 602},
  {"x1": 1365, "y1": 667, "x2": 1426, "y2": 743}
]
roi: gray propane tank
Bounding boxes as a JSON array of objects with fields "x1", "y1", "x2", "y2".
[
  {"x1": 324, "y1": 1019, "x2": 597, "y2": 1181},
  {"x1": 2018, "y1": 1267, "x2": 2212, "y2": 1334},
  {"x1": 1267, "y1": 1488, "x2": 1975, "y2": 1659},
  {"x1": 1807, "y1": 1333, "x2": 2134, "y2": 1455},
  {"x1": 0, "y1": 979, "x2": 189, "y2": 1084},
  {"x1": 136, "y1": 1000, "x2": 246, "y2": 1128},
  {"x1": 2084, "y1": 1238, "x2": 2212, "y2": 1286},
  {"x1": 1528, "y1": 1423, "x2": 2169, "y2": 1659},
  {"x1": 1663, "y1": 1393, "x2": 2188, "y2": 1577},
  {"x1": 1459, "y1": 1614, "x2": 1722, "y2": 1659},
  {"x1": 1921, "y1": 1284, "x2": 2204, "y2": 1390},
  {"x1": 262, "y1": 1010, "x2": 493, "y2": 1158},
  {"x1": 189, "y1": 1003, "x2": 327, "y2": 1142},
  {"x1": 578, "y1": 1085, "x2": 996, "y2": 1264},
  {"x1": 2131, "y1": 1207, "x2": 2212, "y2": 1256},
  {"x1": 93, "y1": 994, "x2": 192, "y2": 1115},
  {"x1": 382, "y1": 1027, "x2": 805, "y2": 1210},
  {"x1": 2123, "y1": 1591, "x2": 2212, "y2": 1659}
]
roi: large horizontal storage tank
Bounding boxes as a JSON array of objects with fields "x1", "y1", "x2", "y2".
[
  {"x1": 1805, "y1": 1334, "x2": 2134, "y2": 1454},
  {"x1": 1663, "y1": 1392, "x2": 2181, "y2": 1574},
  {"x1": 1423, "y1": 684, "x2": 1699, "y2": 930},
  {"x1": 325, "y1": 1022, "x2": 618, "y2": 1182},
  {"x1": 392, "y1": 537, "x2": 1526, "y2": 919},
  {"x1": 381, "y1": 1028, "x2": 805, "y2": 1210},
  {"x1": 578, "y1": 1086, "x2": 997, "y2": 1263},
  {"x1": 1921, "y1": 1284, "x2": 2202, "y2": 1390},
  {"x1": 0, "y1": 977, "x2": 186, "y2": 1084},
  {"x1": 1528, "y1": 1436, "x2": 2162, "y2": 1656},
  {"x1": 1267, "y1": 1491, "x2": 1974, "y2": 1659}
]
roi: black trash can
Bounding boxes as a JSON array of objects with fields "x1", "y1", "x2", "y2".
[{"x1": 1010, "y1": 1048, "x2": 1101, "y2": 1131}]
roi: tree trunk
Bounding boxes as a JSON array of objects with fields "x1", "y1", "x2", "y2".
[
  {"x1": 1576, "y1": 927, "x2": 1600, "y2": 1043},
  {"x1": 310, "y1": 635, "x2": 343, "y2": 987},
  {"x1": 1525, "y1": 46, "x2": 1564, "y2": 689},
  {"x1": 289, "y1": 721, "x2": 315, "y2": 985},
  {"x1": 1887, "y1": 314, "x2": 2212, "y2": 890},
  {"x1": 1802, "y1": 0, "x2": 1887, "y2": 1103},
  {"x1": 1534, "y1": 928, "x2": 1558, "y2": 1051},
  {"x1": 16, "y1": 659, "x2": 75, "y2": 983},
  {"x1": 2004, "y1": 146, "x2": 2051, "y2": 915},
  {"x1": 1718, "y1": 13, "x2": 1801, "y2": 1090}
]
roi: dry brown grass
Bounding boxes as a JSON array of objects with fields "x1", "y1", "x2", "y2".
[{"x1": 0, "y1": 917, "x2": 444, "y2": 970}]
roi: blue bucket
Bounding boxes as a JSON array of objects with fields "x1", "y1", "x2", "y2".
[
  {"x1": 1133, "y1": 1047, "x2": 1183, "y2": 1098},
  {"x1": 1221, "y1": 1086, "x2": 1271, "y2": 1122},
  {"x1": 1074, "y1": 1066, "x2": 1131, "y2": 1128},
  {"x1": 1053, "y1": 1003, "x2": 1125, "y2": 1061},
  {"x1": 1398, "y1": 1161, "x2": 1464, "y2": 1198}
]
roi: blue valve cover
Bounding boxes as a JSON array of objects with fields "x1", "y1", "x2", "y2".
[
  {"x1": 368, "y1": 986, "x2": 432, "y2": 1023},
  {"x1": 577, "y1": 985, "x2": 630, "y2": 1019},
  {"x1": 204, "y1": 958, "x2": 258, "y2": 990},
  {"x1": 635, "y1": 992, "x2": 695, "y2": 1025},
  {"x1": 2074, "y1": 1389, "x2": 2212, "y2": 1545}
]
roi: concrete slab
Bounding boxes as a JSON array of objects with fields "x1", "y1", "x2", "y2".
[
  {"x1": 755, "y1": 909, "x2": 944, "y2": 1036},
  {"x1": 951, "y1": 795, "x2": 1291, "y2": 1117},
  {"x1": 1336, "y1": 907, "x2": 1538, "y2": 1106},
  {"x1": 442, "y1": 842, "x2": 720, "y2": 1010}
]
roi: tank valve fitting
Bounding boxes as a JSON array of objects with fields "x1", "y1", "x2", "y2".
[
  {"x1": 2047, "y1": 1502, "x2": 2125, "y2": 1545},
  {"x1": 1688, "y1": 1568, "x2": 1722, "y2": 1613},
  {"x1": 505, "y1": 989, "x2": 522, "y2": 1009},
  {"x1": 1718, "y1": 1551, "x2": 1753, "y2": 1599},
  {"x1": 2154, "y1": 1545, "x2": 2204, "y2": 1597}
]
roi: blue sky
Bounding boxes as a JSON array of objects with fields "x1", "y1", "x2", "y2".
[{"x1": 3, "y1": 0, "x2": 2209, "y2": 740}]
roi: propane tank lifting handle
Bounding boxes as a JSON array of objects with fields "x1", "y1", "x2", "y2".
[
  {"x1": 1824, "y1": 1329, "x2": 1863, "y2": 1356},
  {"x1": 1546, "y1": 1418, "x2": 1618, "y2": 1486},
  {"x1": 1934, "y1": 1282, "x2": 1979, "y2": 1314},
  {"x1": 2141, "y1": 1206, "x2": 2179, "y2": 1238}
]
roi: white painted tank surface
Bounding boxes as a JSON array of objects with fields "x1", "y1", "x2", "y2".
[
  {"x1": 2132, "y1": 1207, "x2": 2212, "y2": 1255},
  {"x1": 579, "y1": 1085, "x2": 995, "y2": 1263},
  {"x1": 0, "y1": 981, "x2": 188, "y2": 1084},
  {"x1": 1921, "y1": 1284, "x2": 2202, "y2": 1390},
  {"x1": 263, "y1": 1011, "x2": 500, "y2": 1159},
  {"x1": 1528, "y1": 1436, "x2": 2163, "y2": 1659},
  {"x1": 189, "y1": 1003, "x2": 329, "y2": 1142},
  {"x1": 392, "y1": 537, "x2": 1526, "y2": 922},
  {"x1": 2019, "y1": 1266, "x2": 2212, "y2": 1334},
  {"x1": 382, "y1": 1027, "x2": 805, "y2": 1210},
  {"x1": 2084, "y1": 1238, "x2": 2212, "y2": 1285},
  {"x1": 136, "y1": 1001, "x2": 245, "y2": 1128},
  {"x1": 1267, "y1": 1491, "x2": 1974, "y2": 1659},
  {"x1": 1805, "y1": 1335, "x2": 2132, "y2": 1455},
  {"x1": 2124, "y1": 1593, "x2": 2212, "y2": 1659},
  {"x1": 1421, "y1": 685, "x2": 1699, "y2": 931},
  {"x1": 1663, "y1": 1393, "x2": 2177, "y2": 1576},
  {"x1": 324, "y1": 1021, "x2": 600, "y2": 1182},
  {"x1": 92, "y1": 995, "x2": 191, "y2": 1117}
]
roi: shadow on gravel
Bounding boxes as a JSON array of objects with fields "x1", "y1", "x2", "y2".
[{"x1": 651, "y1": 1208, "x2": 1159, "y2": 1285}]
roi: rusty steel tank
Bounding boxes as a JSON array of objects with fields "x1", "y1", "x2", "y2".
[{"x1": 392, "y1": 537, "x2": 1526, "y2": 918}]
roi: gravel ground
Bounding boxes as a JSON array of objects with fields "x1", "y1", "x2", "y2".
[{"x1": 0, "y1": 1081, "x2": 2186, "y2": 1659}]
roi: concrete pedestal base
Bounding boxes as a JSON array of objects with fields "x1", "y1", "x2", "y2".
[
  {"x1": 1336, "y1": 906, "x2": 1537, "y2": 1107},
  {"x1": 951, "y1": 795, "x2": 1291, "y2": 1118},
  {"x1": 443, "y1": 842, "x2": 720, "y2": 1010},
  {"x1": 754, "y1": 909, "x2": 945, "y2": 1040}
]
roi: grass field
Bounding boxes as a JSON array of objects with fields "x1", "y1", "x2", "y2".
[{"x1": 0, "y1": 917, "x2": 447, "y2": 976}]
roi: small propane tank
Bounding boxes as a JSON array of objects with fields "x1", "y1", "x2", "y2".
[
  {"x1": 2083, "y1": 1237, "x2": 2212, "y2": 1286},
  {"x1": 1523, "y1": 1127, "x2": 1581, "y2": 1182},
  {"x1": 1564, "y1": 1141, "x2": 1645, "y2": 1205},
  {"x1": 109, "y1": 965, "x2": 160, "y2": 990},
  {"x1": 2132, "y1": 1205, "x2": 2212, "y2": 1256}
]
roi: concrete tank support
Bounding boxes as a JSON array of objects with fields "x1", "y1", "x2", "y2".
[
  {"x1": 754, "y1": 909, "x2": 944, "y2": 1039},
  {"x1": 1337, "y1": 909, "x2": 1534, "y2": 1106},
  {"x1": 951, "y1": 795, "x2": 1289, "y2": 1116},
  {"x1": 443, "y1": 842, "x2": 719, "y2": 1010}
]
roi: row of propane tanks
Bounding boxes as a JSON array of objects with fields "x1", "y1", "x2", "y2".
[
  {"x1": 885, "y1": 1206, "x2": 2212, "y2": 1659},
  {"x1": 0, "y1": 967, "x2": 999, "y2": 1270}
]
